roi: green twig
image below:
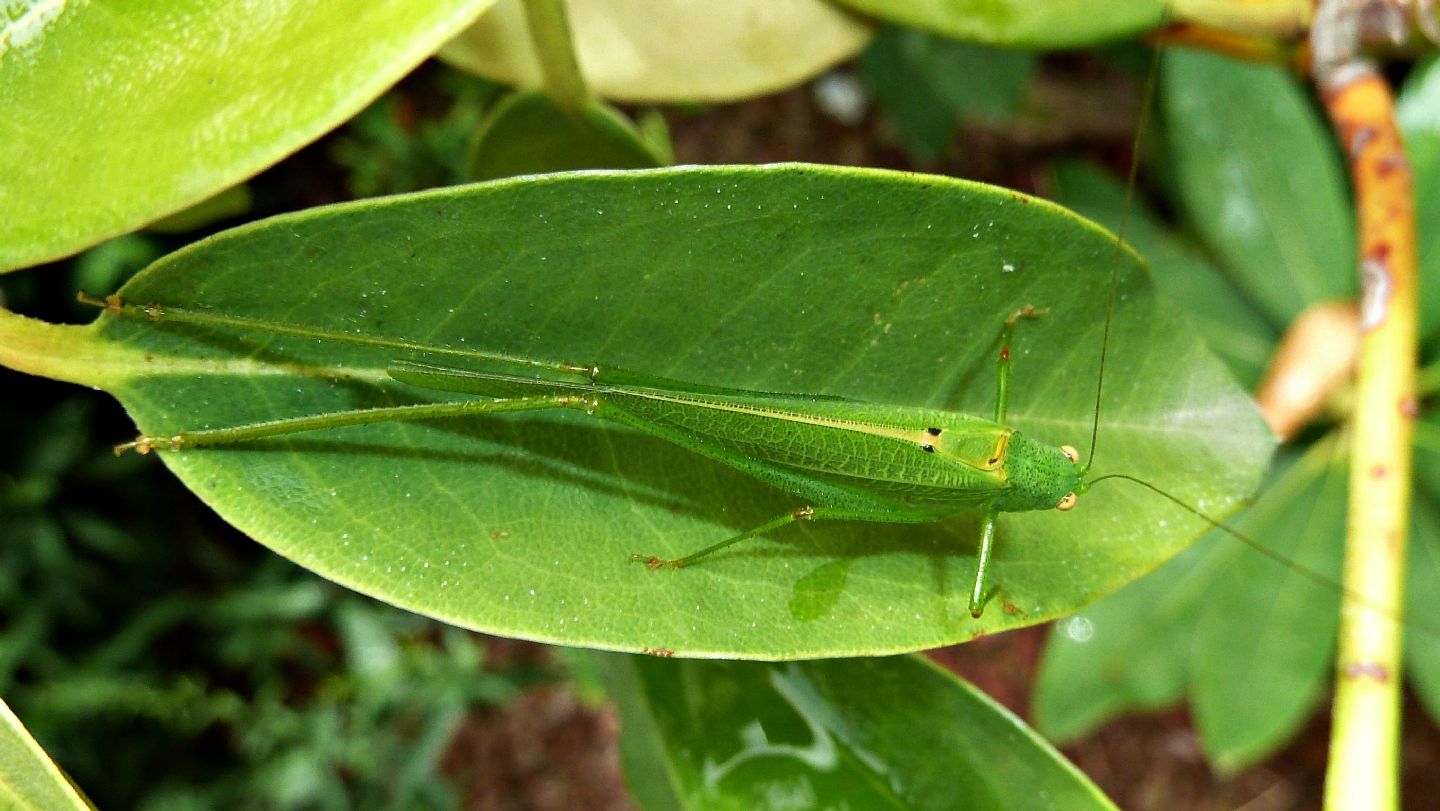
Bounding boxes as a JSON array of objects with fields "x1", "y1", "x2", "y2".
[
  {"x1": 523, "y1": 0, "x2": 588, "y2": 114},
  {"x1": 1312, "y1": 3, "x2": 1420, "y2": 807}
]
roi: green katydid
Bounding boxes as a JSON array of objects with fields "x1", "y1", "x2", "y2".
[{"x1": 86, "y1": 294, "x2": 1088, "y2": 618}]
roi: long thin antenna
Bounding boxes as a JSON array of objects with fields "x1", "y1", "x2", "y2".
[
  {"x1": 77, "y1": 292, "x2": 596, "y2": 377},
  {"x1": 1088, "y1": 473, "x2": 1434, "y2": 639},
  {"x1": 1087, "y1": 48, "x2": 1163, "y2": 475}
]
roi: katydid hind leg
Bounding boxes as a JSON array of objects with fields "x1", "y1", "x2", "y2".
[{"x1": 115, "y1": 394, "x2": 590, "y2": 454}]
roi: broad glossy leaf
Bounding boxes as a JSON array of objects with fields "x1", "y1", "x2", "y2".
[
  {"x1": 1408, "y1": 512, "x2": 1440, "y2": 727},
  {"x1": 1049, "y1": 161, "x2": 1275, "y2": 389},
  {"x1": 859, "y1": 26, "x2": 1036, "y2": 163},
  {"x1": 1190, "y1": 446, "x2": 1344, "y2": 771},
  {"x1": 2, "y1": 165, "x2": 1273, "y2": 657},
  {"x1": 1405, "y1": 416, "x2": 1440, "y2": 723},
  {"x1": 1397, "y1": 55, "x2": 1440, "y2": 347},
  {"x1": 829, "y1": 0, "x2": 1164, "y2": 48},
  {"x1": 440, "y1": 0, "x2": 872, "y2": 103},
  {"x1": 1038, "y1": 54, "x2": 1440, "y2": 768},
  {"x1": 1034, "y1": 538, "x2": 1218, "y2": 742},
  {"x1": 1162, "y1": 49, "x2": 1354, "y2": 326},
  {"x1": 468, "y1": 91, "x2": 665, "y2": 181},
  {"x1": 596, "y1": 652, "x2": 1117, "y2": 810},
  {"x1": 0, "y1": 698, "x2": 93, "y2": 811},
  {"x1": 0, "y1": 0, "x2": 494, "y2": 271}
]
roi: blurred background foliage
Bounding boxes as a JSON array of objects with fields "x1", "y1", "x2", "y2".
[{"x1": 5, "y1": 6, "x2": 1440, "y2": 806}]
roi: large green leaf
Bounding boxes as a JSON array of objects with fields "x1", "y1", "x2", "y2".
[
  {"x1": 440, "y1": 0, "x2": 872, "y2": 103},
  {"x1": 859, "y1": 26, "x2": 1036, "y2": 163},
  {"x1": 1, "y1": 165, "x2": 1272, "y2": 657},
  {"x1": 597, "y1": 652, "x2": 1117, "y2": 810},
  {"x1": 0, "y1": 0, "x2": 495, "y2": 271},
  {"x1": 468, "y1": 91, "x2": 665, "y2": 181},
  {"x1": 1188, "y1": 447, "x2": 1345, "y2": 770},
  {"x1": 829, "y1": 0, "x2": 1164, "y2": 48},
  {"x1": 1161, "y1": 49, "x2": 1355, "y2": 326},
  {"x1": 1033, "y1": 539, "x2": 1215, "y2": 742},
  {"x1": 0, "y1": 698, "x2": 93, "y2": 811}
]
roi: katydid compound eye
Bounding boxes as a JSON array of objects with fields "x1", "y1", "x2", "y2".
[
  {"x1": 1056, "y1": 492, "x2": 1077, "y2": 511},
  {"x1": 1060, "y1": 444, "x2": 1080, "y2": 464}
]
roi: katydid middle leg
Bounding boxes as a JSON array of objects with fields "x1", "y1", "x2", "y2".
[
  {"x1": 967, "y1": 306, "x2": 1046, "y2": 616},
  {"x1": 632, "y1": 501, "x2": 954, "y2": 569}
]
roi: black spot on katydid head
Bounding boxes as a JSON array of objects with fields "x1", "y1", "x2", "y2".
[
  {"x1": 926, "y1": 427, "x2": 942, "y2": 436},
  {"x1": 921, "y1": 444, "x2": 936, "y2": 453}
]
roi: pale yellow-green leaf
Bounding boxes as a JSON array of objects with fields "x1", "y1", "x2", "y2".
[
  {"x1": 0, "y1": 0, "x2": 496, "y2": 271},
  {"x1": 829, "y1": 0, "x2": 1163, "y2": 47},
  {"x1": 0, "y1": 699, "x2": 94, "y2": 811},
  {"x1": 439, "y1": 0, "x2": 873, "y2": 103}
]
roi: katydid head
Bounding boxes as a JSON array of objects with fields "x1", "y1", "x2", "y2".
[{"x1": 997, "y1": 432, "x2": 1085, "y2": 513}]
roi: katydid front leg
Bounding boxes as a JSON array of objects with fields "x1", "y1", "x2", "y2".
[{"x1": 969, "y1": 506, "x2": 1001, "y2": 617}]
